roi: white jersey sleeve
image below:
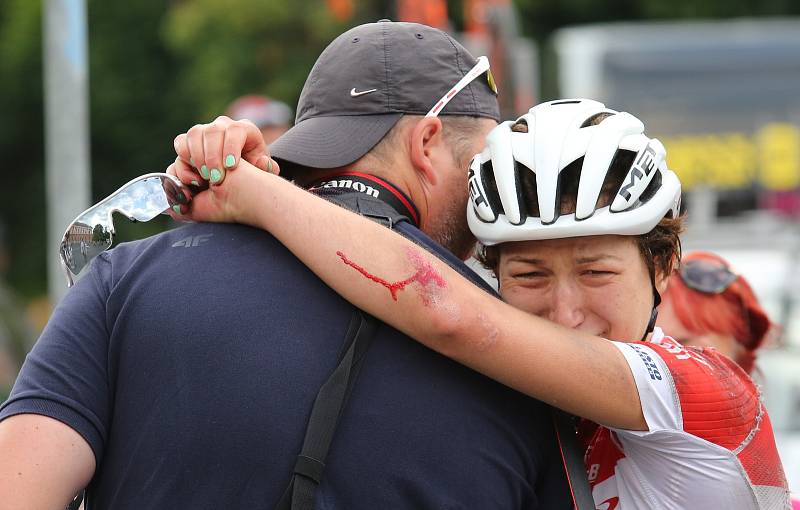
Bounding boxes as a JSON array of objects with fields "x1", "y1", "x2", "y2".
[
  {"x1": 611, "y1": 338, "x2": 681, "y2": 433},
  {"x1": 591, "y1": 328, "x2": 791, "y2": 510}
]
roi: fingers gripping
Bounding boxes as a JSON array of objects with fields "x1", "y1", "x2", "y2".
[
  {"x1": 185, "y1": 124, "x2": 209, "y2": 180},
  {"x1": 166, "y1": 158, "x2": 203, "y2": 217},
  {"x1": 203, "y1": 121, "x2": 229, "y2": 184}
]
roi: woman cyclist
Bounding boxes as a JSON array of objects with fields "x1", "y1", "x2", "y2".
[
  {"x1": 171, "y1": 99, "x2": 790, "y2": 509},
  {"x1": 657, "y1": 250, "x2": 772, "y2": 374}
]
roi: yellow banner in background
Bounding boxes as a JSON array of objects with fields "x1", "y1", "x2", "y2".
[{"x1": 663, "y1": 123, "x2": 800, "y2": 191}]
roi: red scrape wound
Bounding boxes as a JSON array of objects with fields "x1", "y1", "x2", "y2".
[{"x1": 336, "y1": 248, "x2": 446, "y2": 304}]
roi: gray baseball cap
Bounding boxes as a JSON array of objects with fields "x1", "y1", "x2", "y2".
[{"x1": 270, "y1": 20, "x2": 500, "y2": 171}]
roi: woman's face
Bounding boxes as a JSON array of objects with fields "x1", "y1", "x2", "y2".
[{"x1": 497, "y1": 235, "x2": 665, "y2": 342}]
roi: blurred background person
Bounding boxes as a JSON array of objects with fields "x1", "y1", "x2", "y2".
[
  {"x1": 657, "y1": 250, "x2": 772, "y2": 375},
  {"x1": 658, "y1": 250, "x2": 800, "y2": 506},
  {"x1": 226, "y1": 94, "x2": 293, "y2": 145}
]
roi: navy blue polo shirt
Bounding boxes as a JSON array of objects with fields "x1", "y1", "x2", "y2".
[{"x1": 1, "y1": 196, "x2": 570, "y2": 508}]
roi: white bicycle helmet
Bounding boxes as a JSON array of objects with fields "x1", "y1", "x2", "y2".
[{"x1": 467, "y1": 99, "x2": 681, "y2": 246}]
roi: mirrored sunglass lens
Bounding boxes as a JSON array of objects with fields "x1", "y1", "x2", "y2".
[
  {"x1": 112, "y1": 175, "x2": 179, "y2": 222},
  {"x1": 60, "y1": 221, "x2": 113, "y2": 278},
  {"x1": 59, "y1": 174, "x2": 183, "y2": 286},
  {"x1": 680, "y1": 260, "x2": 737, "y2": 294}
]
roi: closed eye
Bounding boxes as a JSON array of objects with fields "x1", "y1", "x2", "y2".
[
  {"x1": 514, "y1": 271, "x2": 547, "y2": 279},
  {"x1": 582, "y1": 270, "x2": 615, "y2": 276}
]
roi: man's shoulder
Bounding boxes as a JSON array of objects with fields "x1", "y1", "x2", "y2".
[
  {"x1": 101, "y1": 223, "x2": 286, "y2": 276},
  {"x1": 315, "y1": 190, "x2": 495, "y2": 294},
  {"x1": 393, "y1": 222, "x2": 496, "y2": 295}
]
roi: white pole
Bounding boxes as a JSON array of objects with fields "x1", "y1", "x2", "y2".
[{"x1": 43, "y1": 0, "x2": 91, "y2": 305}]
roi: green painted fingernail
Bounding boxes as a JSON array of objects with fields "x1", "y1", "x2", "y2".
[
  {"x1": 210, "y1": 168, "x2": 222, "y2": 183},
  {"x1": 224, "y1": 154, "x2": 236, "y2": 168},
  {"x1": 200, "y1": 165, "x2": 209, "y2": 179},
  {"x1": 172, "y1": 205, "x2": 182, "y2": 214},
  {"x1": 267, "y1": 158, "x2": 273, "y2": 173},
  {"x1": 191, "y1": 180, "x2": 200, "y2": 187},
  {"x1": 190, "y1": 157, "x2": 196, "y2": 167}
]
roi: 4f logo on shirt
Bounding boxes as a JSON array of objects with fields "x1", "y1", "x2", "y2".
[
  {"x1": 172, "y1": 233, "x2": 213, "y2": 248},
  {"x1": 618, "y1": 143, "x2": 657, "y2": 201}
]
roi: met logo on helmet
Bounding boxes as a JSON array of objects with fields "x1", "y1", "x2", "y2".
[
  {"x1": 618, "y1": 143, "x2": 658, "y2": 202},
  {"x1": 468, "y1": 167, "x2": 488, "y2": 208}
]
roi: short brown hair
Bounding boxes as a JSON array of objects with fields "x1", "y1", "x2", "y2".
[{"x1": 476, "y1": 118, "x2": 684, "y2": 279}]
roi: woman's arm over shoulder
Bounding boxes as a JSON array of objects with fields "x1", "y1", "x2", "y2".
[{"x1": 180, "y1": 163, "x2": 648, "y2": 430}]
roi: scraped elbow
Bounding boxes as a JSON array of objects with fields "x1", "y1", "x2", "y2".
[
  {"x1": 423, "y1": 297, "x2": 500, "y2": 360},
  {"x1": 420, "y1": 297, "x2": 468, "y2": 358}
]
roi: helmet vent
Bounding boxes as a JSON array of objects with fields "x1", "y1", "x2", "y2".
[
  {"x1": 518, "y1": 163, "x2": 539, "y2": 217},
  {"x1": 511, "y1": 120, "x2": 529, "y2": 133},
  {"x1": 639, "y1": 170, "x2": 662, "y2": 204},
  {"x1": 580, "y1": 112, "x2": 615, "y2": 128},
  {"x1": 481, "y1": 161, "x2": 505, "y2": 216},
  {"x1": 554, "y1": 159, "x2": 583, "y2": 220}
]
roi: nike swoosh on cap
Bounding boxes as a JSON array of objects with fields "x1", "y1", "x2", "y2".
[{"x1": 350, "y1": 88, "x2": 377, "y2": 97}]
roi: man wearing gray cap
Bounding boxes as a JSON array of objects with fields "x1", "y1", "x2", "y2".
[{"x1": 0, "y1": 21, "x2": 571, "y2": 509}]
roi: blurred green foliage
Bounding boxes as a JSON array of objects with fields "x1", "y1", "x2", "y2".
[
  {"x1": 0, "y1": 0, "x2": 798, "y2": 298},
  {"x1": 0, "y1": 0, "x2": 355, "y2": 297}
]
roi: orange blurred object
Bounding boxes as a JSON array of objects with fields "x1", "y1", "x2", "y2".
[
  {"x1": 326, "y1": 0, "x2": 353, "y2": 21},
  {"x1": 397, "y1": 0, "x2": 448, "y2": 29},
  {"x1": 464, "y1": 0, "x2": 510, "y2": 34}
]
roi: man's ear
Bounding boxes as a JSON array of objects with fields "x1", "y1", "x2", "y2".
[{"x1": 408, "y1": 117, "x2": 445, "y2": 186}]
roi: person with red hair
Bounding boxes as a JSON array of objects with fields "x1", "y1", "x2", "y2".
[
  {"x1": 659, "y1": 251, "x2": 800, "y2": 508},
  {"x1": 657, "y1": 251, "x2": 772, "y2": 375}
]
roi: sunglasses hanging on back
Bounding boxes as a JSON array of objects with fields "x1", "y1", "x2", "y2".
[{"x1": 59, "y1": 173, "x2": 189, "y2": 287}]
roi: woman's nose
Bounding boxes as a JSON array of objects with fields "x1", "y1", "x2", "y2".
[{"x1": 547, "y1": 283, "x2": 585, "y2": 329}]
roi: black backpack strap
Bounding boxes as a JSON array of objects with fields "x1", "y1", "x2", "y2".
[
  {"x1": 275, "y1": 310, "x2": 377, "y2": 510},
  {"x1": 552, "y1": 409, "x2": 595, "y2": 510}
]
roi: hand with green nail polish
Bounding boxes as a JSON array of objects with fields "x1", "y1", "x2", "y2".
[
  {"x1": 175, "y1": 117, "x2": 275, "y2": 176},
  {"x1": 170, "y1": 161, "x2": 258, "y2": 228},
  {"x1": 210, "y1": 168, "x2": 224, "y2": 184}
]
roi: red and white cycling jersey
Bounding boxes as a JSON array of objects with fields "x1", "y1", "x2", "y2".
[{"x1": 582, "y1": 328, "x2": 790, "y2": 510}]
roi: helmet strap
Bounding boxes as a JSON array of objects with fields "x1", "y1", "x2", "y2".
[{"x1": 643, "y1": 285, "x2": 661, "y2": 340}]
